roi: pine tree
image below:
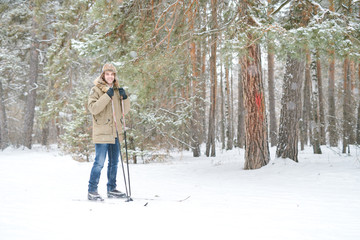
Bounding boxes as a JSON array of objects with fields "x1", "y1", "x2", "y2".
[
  {"x1": 301, "y1": 47, "x2": 312, "y2": 150},
  {"x1": 266, "y1": 0, "x2": 277, "y2": 147},
  {"x1": 240, "y1": 0, "x2": 270, "y2": 169},
  {"x1": 276, "y1": 0, "x2": 316, "y2": 162},
  {"x1": 327, "y1": 0, "x2": 338, "y2": 147},
  {"x1": 206, "y1": 0, "x2": 218, "y2": 157},
  {"x1": 0, "y1": 79, "x2": 9, "y2": 150},
  {"x1": 60, "y1": 84, "x2": 94, "y2": 162},
  {"x1": 311, "y1": 51, "x2": 322, "y2": 154},
  {"x1": 0, "y1": 1, "x2": 32, "y2": 147},
  {"x1": 23, "y1": 1, "x2": 40, "y2": 149}
]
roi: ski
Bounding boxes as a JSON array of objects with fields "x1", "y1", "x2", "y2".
[
  {"x1": 133, "y1": 195, "x2": 191, "y2": 202},
  {"x1": 73, "y1": 198, "x2": 114, "y2": 204},
  {"x1": 72, "y1": 195, "x2": 190, "y2": 205}
]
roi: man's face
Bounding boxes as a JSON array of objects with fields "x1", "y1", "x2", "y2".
[{"x1": 104, "y1": 71, "x2": 115, "y2": 85}]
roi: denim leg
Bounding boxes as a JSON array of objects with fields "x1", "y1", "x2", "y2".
[
  {"x1": 107, "y1": 138, "x2": 120, "y2": 192},
  {"x1": 88, "y1": 143, "x2": 108, "y2": 192}
]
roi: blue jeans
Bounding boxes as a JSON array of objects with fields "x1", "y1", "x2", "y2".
[{"x1": 88, "y1": 138, "x2": 120, "y2": 193}]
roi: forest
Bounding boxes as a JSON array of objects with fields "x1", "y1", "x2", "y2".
[{"x1": 0, "y1": 0, "x2": 359, "y2": 169}]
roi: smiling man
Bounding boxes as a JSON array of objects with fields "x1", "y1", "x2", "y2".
[{"x1": 87, "y1": 63, "x2": 130, "y2": 201}]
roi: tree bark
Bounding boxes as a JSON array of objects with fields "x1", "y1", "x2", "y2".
[
  {"x1": 230, "y1": 68, "x2": 234, "y2": 148},
  {"x1": 237, "y1": 56, "x2": 245, "y2": 148},
  {"x1": 266, "y1": 0, "x2": 277, "y2": 148},
  {"x1": 357, "y1": 65, "x2": 360, "y2": 144},
  {"x1": 239, "y1": 0, "x2": 271, "y2": 168},
  {"x1": 220, "y1": 65, "x2": 225, "y2": 149},
  {"x1": 243, "y1": 42, "x2": 270, "y2": 169},
  {"x1": 205, "y1": 0, "x2": 217, "y2": 157},
  {"x1": 23, "y1": 14, "x2": 39, "y2": 149},
  {"x1": 197, "y1": 1, "x2": 206, "y2": 144},
  {"x1": 200, "y1": 37, "x2": 207, "y2": 143},
  {"x1": 41, "y1": 123, "x2": 49, "y2": 146},
  {"x1": 315, "y1": 51, "x2": 326, "y2": 145},
  {"x1": 301, "y1": 48, "x2": 312, "y2": 150},
  {"x1": 188, "y1": 5, "x2": 201, "y2": 157},
  {"x1": 277, "y1": 0, "x2": 314, "y2": 161},
  {"x1": 328, "y1": 0, "x2": 338, "y2": 147},
  {"x1": 328, "y1": 50, "x2": 337, "y2": 146},
  {"x1": 349, "y1": 60, "x2": 356, "y2": 144},
  {"x1": 267, "y1": 42, "x2": 277, "y2": 147},
  {"x1": 312, "y1": 52, "x2": 322, "y2": 154},
  {"x1": 276, "y1": 53, "x2": 303, "y2": 162},
  {"x1": 0, "y1": 80, "x2": 9, "y2": 150},
  {"x1": 225, "y1": 58, "x2": 233, "y2": 150},
  {"x1": 357, "y1": 101, "x2": 360, "y2": 145},
  {"x1": 342, "y1": 57, "x2": 351, "y2": 154},
  {"x1": 356, "y1": 0, "x2": 360, "y2": 145}
]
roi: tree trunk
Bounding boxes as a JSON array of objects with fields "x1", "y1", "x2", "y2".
[
  {"x1": 0, "y1": 80, "x2": 9, "y2": 150},
  {"x1": 237, "y1": 56, "x2": 245, "y2": 148},
  {"x1": 312, "y1": 52, "x2": 322, "y2": 154},
  {"x1": 276, "y1": 53, "x2": 303, "y2": 162},
  {"x1": 315, "y1": 51, "x2": 326, "y2": 145},
  {"x1": 357, "y1": 65, "x2": 360, "y2": 144},
  {"x1": 188, "y1": 6, "x2": 201, "y2": 157},
  {"x1": 267, "y1": 42, "x2": 277, "y2": 147},
  {"x1": 357, "y1": 101, "x2": 360, "y2": 144},
  {"x1": 239, "y1": 0, "x2": 270, "y2": 168},
  {"x1": 196, "y1": 1, "x2": 206, "y2": 145},
  {"x1": 356, "y1": 0, "x2": 360, "y2": 145},
  {"x1": 349, "y1": 60, "x2": 356, "y2": 144},
  {"x1": 205, "y1": 0, "x2": 217, "y2": 157},
  {"x1": 23, "y1": 15, "x2": 39, "y2": 149},
  {"x1": 200, "y1": 40, "x2": 207, "y2": 143},
  {"x1": 342, "y1": 57, "x2": 351, "y2": 154},
  {"x1": 328, "y1": 0, "x2": 338, "y2": 147},
  {"x1": 197, "y1": 33, "x2": 205, "y2": 145},
  {"x1": 225, "y1": 58, "x2": 233, "y2": 150},
  {"x1": 230, "y1": 69, "x2": 234, "y2": 148},
  {"x1": 301, "y1": 48, "x2": 312, "y2": 150},
  {"x1": 243, "y1": 41, "x2": 270, "y2": 169},
  {"x1": 41, "y1": 123, "x2": 49, "y2": 146},
  {"x1": 328, "y1": 50, "x2": 337, "y2": 146},
  {"x1": 311, "y1": 89, "x2": 322, "y2": 154},
  {"x1": 220, "y1": 65, "x2": 225, "y2": 149}
]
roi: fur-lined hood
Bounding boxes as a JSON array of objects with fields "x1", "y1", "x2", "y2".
[{"x1": 93, "y1": 76, "x2": 120, "y2": 93}]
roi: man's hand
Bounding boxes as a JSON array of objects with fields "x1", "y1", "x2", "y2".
[
  {"x1": 119, "y1": 88, "x2": 128, "y2": 100},
  {"x1": 106, "y1": 88, "x2": 114, "y2": 98}
]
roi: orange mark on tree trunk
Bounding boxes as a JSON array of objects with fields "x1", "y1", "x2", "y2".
[{"x1": 255, "y1": 92, "x2": 264, "y2": 122}]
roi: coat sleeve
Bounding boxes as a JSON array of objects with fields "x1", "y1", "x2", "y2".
[
  {"x1": 88, "y1": 87, "x2": 111, "y2": 115},
  {"x1": 122, "y1": 98, "x2": 130, "y2": 115}
]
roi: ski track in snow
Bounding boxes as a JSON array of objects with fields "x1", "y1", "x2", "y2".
[{"x1": 0, "y1": 145, "x2": 360, "y2": 240}]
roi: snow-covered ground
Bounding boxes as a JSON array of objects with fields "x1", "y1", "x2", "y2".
[{"x1": 0, "y1": 145, "x2": 359, "y2": 240}]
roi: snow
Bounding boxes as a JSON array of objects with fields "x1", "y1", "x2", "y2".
[{"x1": 1, "y1": 145, "x2": 360, "y2": 240}]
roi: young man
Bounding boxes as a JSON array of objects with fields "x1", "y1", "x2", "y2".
[{"x1": 87, "y1": 63, "x2": 130, "y2": 201}]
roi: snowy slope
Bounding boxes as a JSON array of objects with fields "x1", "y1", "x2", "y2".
[{"x1": 0, "y1": 145, "x2": 359, "y2": 240}]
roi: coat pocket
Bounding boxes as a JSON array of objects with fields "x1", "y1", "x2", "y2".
[{"x1": 93, "y1": 115, "x2": 112, "y2": 136}]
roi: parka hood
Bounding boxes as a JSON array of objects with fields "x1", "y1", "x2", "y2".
[{"x1": 93, "y1": 76, "x2": 120, "y2": 93}]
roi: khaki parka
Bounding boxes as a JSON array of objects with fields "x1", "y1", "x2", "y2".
[{"x1": 88, "y1": 76, "x2": 130, "y2": 144}]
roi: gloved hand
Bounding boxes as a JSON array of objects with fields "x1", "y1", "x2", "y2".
[
  {"x1": 119, "y1": 88, "x2": 128, "y2": 100},
  {"x1": 106, "y1": 88, "x2": 114, "y2": 98}
]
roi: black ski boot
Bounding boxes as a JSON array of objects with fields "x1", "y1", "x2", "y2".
[
  {"x1": 107, "y1": 189, "x2": 126, "y2": 198},
  {"x1": 88, "y1": 192, "x2": 104, "y2": 201}
]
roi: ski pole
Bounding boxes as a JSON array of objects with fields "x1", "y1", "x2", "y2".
[
  {"x1": 120, "y1": 96, "x2": 132, "y2": 199},
  {"x1": 111, "y1": 98, "x2": 131, "y2": 201}
]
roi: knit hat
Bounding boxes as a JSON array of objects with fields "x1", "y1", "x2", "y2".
[{"x1": 102, "y1": 63, "x2": 117, "y2": 74}]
